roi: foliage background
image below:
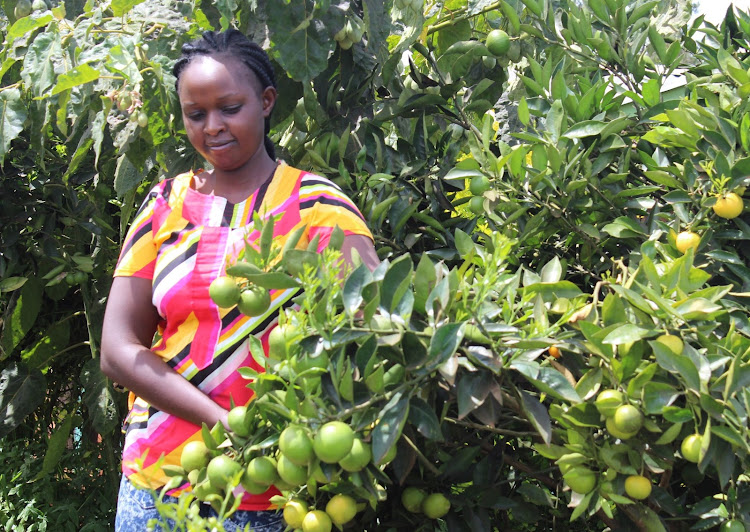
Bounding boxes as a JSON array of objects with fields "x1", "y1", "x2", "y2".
[{"x1": 0, "y1": 0, "x2": 749, "y2": 530}]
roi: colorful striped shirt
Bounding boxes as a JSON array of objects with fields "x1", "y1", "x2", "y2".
[{"x1": 113, "y1": 163, "x2": 372, "y2": 510}]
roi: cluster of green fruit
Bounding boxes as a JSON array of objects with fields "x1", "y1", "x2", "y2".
[
  {"x1": 333, "y1": 14, "x2": 364, "y2": 50},
  {"x1": 675, "y1": 191, "x2": 745, "y2": 254},
  {"x1": 178, "y1": 410, "x2": 395, "y2": 531},
  {"x1": 209, "y1": 276, "x2": 272, "y2": 317},
  {"x1": 400, "y1": 486, "x2": 451, "y2": 519}
]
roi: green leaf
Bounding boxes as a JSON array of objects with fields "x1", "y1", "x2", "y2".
[
  {"x1": 267, "y1": 1, "x2": 336, "y2": 82},
  {"x1": 413, "y1": 253, "x2": 437, "y2": 315},
  {"x1": 0, "y1": 278, "x2": 42, "y2": 358},
  {"x1": 237, "y1": 272, "x2": 299, "y2": 290},
  {"x1": 6, "y1": 14, "x2": 53, "y2": 43},
  {"x1": 407, "y1": 396, "x2": 443, "y2": 441},
  {"x1": 522, "y1": 280, "x2": 582, "y2": 299},
  {"x1": 562, "y1": 120, "x2": 607, "y2": 139},
  {"x1": 518, "y1": 97, "x2": 530, "y2": 126},
  {"x1": 21, "y1": 32, "x2": 62, "y2": 96},
  {"x1": 602, "y1": 324, "x2": 650, "y2": 345},
  {"x1": 518, "y1": 389, "x2": 551, "y2": 444},
  {"x1": 21, "y1": 320, "x2": 70, "y2": 369},
  {"x1": 113, "y1": 153, "x2": 142, "y2": 196},
  {"x1": 0, "y1": 277, "x2": 28, "y2": 293},
  {"x1": 457, "y1": 372, "x2": 493, "y2": 418},
  {"x1": 51, "y1": 63, "x2": 100, "y2": 96},
  {"x1": 381, "y1": 254, "x2": 413, "y2": 314},
  {"x1": 642, "y1": 382, "x2": 679, "y2": 415},
  {"x1": 602, "y1": 216, "x2": 646, "y2": 238},
  {"x1": 650, "y1": 341, "x2": 701, "y2": 392},
  {"x1": 343, "y1": 263, "x2": 373, "y2": 316},
  {"x1": 436, "y1": 40, "x2": 489, "y2": 81},
  {"x1": 428, "y1": 323, "x2": 464, "y2": 366},
  {"x1": 0, "y1": 362, "x2": 46, "y2": 438},
  {"x1": 515, "y1": 366, "x2": 582, "y2": 404},
  {"x1": 372, "y1": 392, "x2": 409, "y2": 465},
  {"x1": 0, "y1": 88, "x2": 27, "y2": 165},
  {"x1": 34, "y1": 411, "x2": 74, "y2": 480},
  {"x1": 110, "y1": 0, "x2": 146, "y2": 16},
  {"x1": 80, "y1": 358, "x2": 119, "y2": 435}
]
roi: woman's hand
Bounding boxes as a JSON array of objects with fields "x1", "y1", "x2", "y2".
[{"x1": 100, "y1": 276, "x2": 228, "y2": 428}]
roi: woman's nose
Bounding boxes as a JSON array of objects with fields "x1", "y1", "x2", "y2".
[{"x1": 203, "y1": 111, "x2": 225, "y2": 135}]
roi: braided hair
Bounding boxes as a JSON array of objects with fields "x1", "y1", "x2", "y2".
[{"x1": 173, "y1": 29, "x2": 278, "y2": 160}]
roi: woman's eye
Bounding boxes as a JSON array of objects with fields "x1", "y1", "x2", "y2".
[
  {"x1": 223, "y1": 106, "x2": 241, "y2": 114},
  {"x1": 186, "y1": 112, "x2": 204, "y2": 121}
]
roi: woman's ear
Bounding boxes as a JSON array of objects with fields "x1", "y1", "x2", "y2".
[{"x1": 261, "y1": 86, "x2": 277, "y2": 117}]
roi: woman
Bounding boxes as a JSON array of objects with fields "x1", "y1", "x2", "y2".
[{"x1": 101, "y1": 29, "x2": 379, "y2": 531}]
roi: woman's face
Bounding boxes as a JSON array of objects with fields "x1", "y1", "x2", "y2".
[{"x1": 178, "y1": 54, "x2": 276, "y2": 174}]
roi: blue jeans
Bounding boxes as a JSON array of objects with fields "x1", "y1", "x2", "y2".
[{"x1": 115, "y1": 476, "x2": 285, "y2": 531}]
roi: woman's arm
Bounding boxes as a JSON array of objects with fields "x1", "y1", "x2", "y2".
[{"x1": 100, "y1": 276, "x2": 228, "y2": 428}]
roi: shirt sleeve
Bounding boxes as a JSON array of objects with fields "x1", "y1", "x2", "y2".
[
  {"x1": 113, "y1": 189, "x2": 160, "y2": 279},
  {"x1": 299, "y1": 176, "x2": 373, "y2": 251}
]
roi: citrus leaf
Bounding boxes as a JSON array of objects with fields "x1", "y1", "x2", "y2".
[
  {"x1": 0, "y1": 88, "x2": 27, "y2": 165},
  {"x1": 372, "y1": 392, "x2": 409, "y2": 465},
  {"x1": 0, "y1": 362, "x2": 46, "y2": 438}
]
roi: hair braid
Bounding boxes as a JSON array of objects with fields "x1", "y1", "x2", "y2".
[{"x1": 173, "y1": 29, "x2": 278, "y2": 160}]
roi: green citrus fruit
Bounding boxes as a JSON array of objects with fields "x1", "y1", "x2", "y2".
[
  {"x1": 209, "y1": 276, "x2": 241, "y2": 308},
  {"x1": 486, "y1": 29, "x2": 511, "y2": 56},
  {"x1": 325, "y1": 494, "x2": 358, "y2": 525},
  {"x1": 279, "y1": 425, "x2": 315, "y2": 466},
  {"x1": 675, "y1": 231, "x2": 700, "y2": 254},
  {"x1": 338, "y1": 437, "x2": 372, "y2": 472},
  {"x1": 595, "y1": 389, "x2": 624, "y2": 418},
  {"x1": 713, "y1": 192, "x2": 743, "y2": 219},
  {"x1": 241, "y1": 473, "x2": 270, "y2": 495},
  {"x1": 180, "y1": 440, "x2": 211, "y2": 472},
  {"x1": 268, "y1": 323, "x2": 297, "y2": 359},
  {"x1": 720, "y1": 520, "x2": 747, "y2": 532},
  {"x1": 206, "y1": 455, "x2": 243, "y2": 491},
  {"x1": 681, "y1": 434, "x2": 702, "y2": 463},
  {"x1": 237, "y1": 286, "x2": 271, "y2": 316},
  {"x1": 136, "y1": 112, "x2": 149, "y2": 128},
  {"x1": 624, "y1": 475, "x2": 652, "y2": 500},
  {"x1": 227, "y1": 405, "x2": 252, "y2": 437},
  {"x1": 606, "y1": 416, "x2": 638, "y2": 440},
  {"x1": 469, "y1": 174, "x2": 491, "y2": 195},
  {"x1": 193, "y1": 479, "x2": 221, "y2": 502},
  {"x1": 612, "y1": 404, "x2": 643, "y2": 434},
  {"x1": 302, "y1": 509, "x2": 332, "y2": 532},
  {"x1": 314, "y1": 421, "x2": 355, "y2": 464},
  {"x1": 422, "y1": 493, "x2": 451, "y2": 519},
  {"x1": 469, "y1": 195, "x2": 485, "y2": 215},
  {"x1": 276, "y1": 453, "x2": 308, "y2": 486},
  {"x1": 246, "y1": 456, "x2": 279, "y2": 486},
  {"x1": 283, "y1": 498, "x2": 309, "y2": 528},
  {"x1": 563, "y1": 467, "x2": 597, "y2": 495},
  {"x1": 401, "y1": 486, "x2": 427, "y2": 513},
  {"x1": 655, "y1": 334, "x2": 684, "y2": 355}
]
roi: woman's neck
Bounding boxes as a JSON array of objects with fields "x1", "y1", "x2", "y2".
[{"x1": 196, "y1": 154, "x2": 278, "y2": 204}]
